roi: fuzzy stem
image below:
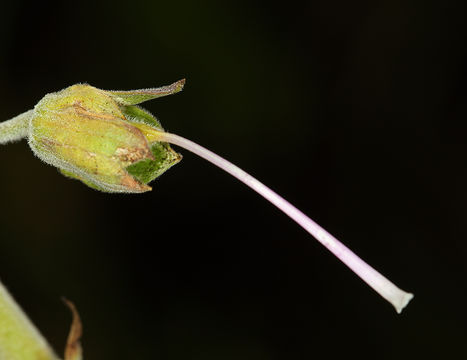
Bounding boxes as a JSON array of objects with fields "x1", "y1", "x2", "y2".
[
  {"x1": 0, "y1": 110, "x2": 34, "y2": 144},
  {"x1": 158, "y1": 132, "x2": 414, "y2": 313},
  {"x1": 0, "y1": 279, "x2": 58, "y2": 360}
]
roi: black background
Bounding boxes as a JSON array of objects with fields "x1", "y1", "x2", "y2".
[{"x1": 1, "y1": 1, "x2": 466, "y2": 359}]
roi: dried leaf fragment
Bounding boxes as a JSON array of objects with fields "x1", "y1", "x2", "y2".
[{"x1": 62, "y1": 299, "x2": 82, "y2": 360}]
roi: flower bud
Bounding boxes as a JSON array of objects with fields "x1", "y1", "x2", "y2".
[{"x1": 28, "y1": 80, "x2": 185, "y2": 193}]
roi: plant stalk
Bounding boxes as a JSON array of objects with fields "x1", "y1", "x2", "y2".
[
  {"x1": 0, "y1": 110, "x2": 33, "y2": 145},
  {"x1": 0, "y1": 279, "x2": 58, "y2": 360}
]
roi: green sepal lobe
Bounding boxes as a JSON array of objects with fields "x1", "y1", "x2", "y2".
[
  {"x1": 126, "y1": 142, "x2": 181, "y2": 185},
  {"x1": 107, "y1": 79, "x2": 185, "y2": 106},
  {"x1": 121, "y1": 105, "x2": 163, "y2": 130}
]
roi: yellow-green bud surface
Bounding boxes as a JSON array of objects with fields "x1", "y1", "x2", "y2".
[{"x1": 27, "y1": 81, "x2": 184, "y2": 193}]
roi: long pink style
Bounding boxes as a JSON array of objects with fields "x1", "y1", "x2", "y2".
[{"x1": 158, "y1": 132, "x2": 414, "y2": 313}]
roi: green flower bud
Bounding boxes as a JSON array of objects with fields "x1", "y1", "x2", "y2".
[{"x1": 27, "y1": 80, "x2": 185, "y2": 193}]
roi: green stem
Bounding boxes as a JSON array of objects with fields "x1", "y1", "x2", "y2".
[
  {"x1": 0, "y1": 110, "x2": 33, "y2": 144},
  {"x1": 0, "y1": 279, "x2": 58, "y2": 360}
]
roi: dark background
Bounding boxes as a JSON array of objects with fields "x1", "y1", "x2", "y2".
[{"x1": 0, "y1": 1, "x2": 466, "y2": 359}]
